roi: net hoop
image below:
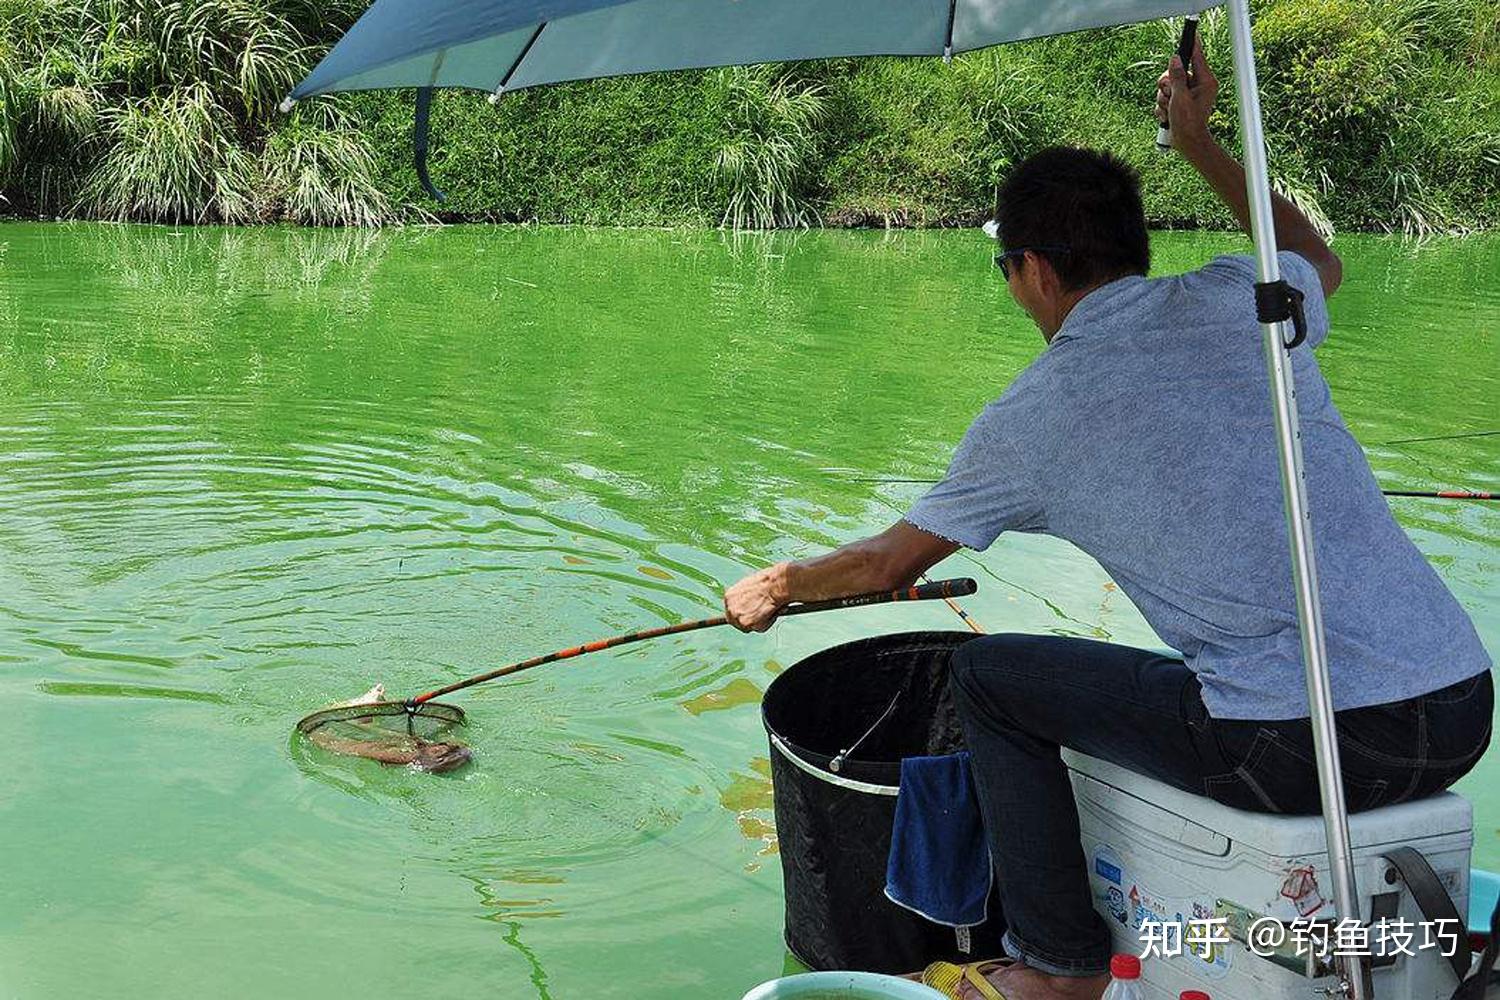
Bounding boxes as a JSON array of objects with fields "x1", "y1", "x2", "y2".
[{"x1": 295, "y1": 699, "x2": 467, "y2": 735}]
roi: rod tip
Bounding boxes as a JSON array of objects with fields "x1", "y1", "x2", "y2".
[{"x1": 278, "y1": 96, "x2": 297, "y2": 114}]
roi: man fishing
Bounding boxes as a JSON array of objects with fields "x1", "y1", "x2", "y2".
[{"x1": 724, "y1": 40, "x2": 1493, "y2": 1000}]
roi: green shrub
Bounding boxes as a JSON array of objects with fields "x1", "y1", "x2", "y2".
[
  {"x1": 0, "y1": 0, "x2": 1494, "y2": 231},
  {"x1": 1249, "y1": 0, "x2": 1500, "y2": 235},
  {"x1": 1255, "y1": 0, "x2": 1405, "y2": 141}
]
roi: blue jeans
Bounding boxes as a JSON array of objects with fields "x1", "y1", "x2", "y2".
[{"x1": 947, "y1": 634, "x2": 1493, "y2": 977}]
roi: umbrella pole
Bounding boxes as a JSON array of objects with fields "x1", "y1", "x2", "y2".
[{"x1": 1226, "y1": 2, "x2": 1368, "y2": 997}]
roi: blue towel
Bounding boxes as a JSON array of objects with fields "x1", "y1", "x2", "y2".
[{"x1": 884, "y1": 751, "x2": 992, "y2": 930}]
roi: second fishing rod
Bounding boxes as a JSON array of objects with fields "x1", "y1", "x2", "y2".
[{"x1": 837, "y1": 474, "x2": 1496, "y2": 502}]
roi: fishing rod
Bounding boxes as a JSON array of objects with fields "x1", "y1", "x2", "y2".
[
  {"x1": 1382, "y1": 489, "x2": 1495, "y2": 501},
  {"x1": 1380, "y1": 430, "x2": 1500, "y2": 446},
  {"x1": 922, "y1": 571, "x2": 985, "y2": 634},
  {"x1": 406, "y1": 577, "x2": 979, "y2": 707},
  {"x1": 836, "y1": 473, "x2": 1497, "y2": 501}
]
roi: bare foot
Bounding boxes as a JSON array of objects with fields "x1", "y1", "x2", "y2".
[{"x1": 966, "y1": 962, "x2": 1109, "y2": 1000}]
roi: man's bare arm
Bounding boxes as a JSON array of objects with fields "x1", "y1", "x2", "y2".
[
  {"x1": 1158, "y1": 40, "x2": 1343, "y2": 298},
  {"x1": 723, "y1": 520, "x2": 959, "y2": 632}
]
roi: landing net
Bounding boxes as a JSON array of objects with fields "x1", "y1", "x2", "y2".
[{"x1": 295, "y1": 700, "x2": 471, "y2": 772}]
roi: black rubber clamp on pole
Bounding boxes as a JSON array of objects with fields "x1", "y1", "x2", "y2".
[{"x1": 1255, "y1": 279, "x2": 1308, "y2": 349}]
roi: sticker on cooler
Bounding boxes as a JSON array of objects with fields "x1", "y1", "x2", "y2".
[
  {"x1": 1279, "y1": 865, "x2": 1326, "y2": 918},
  {"x1": 1095, "y1": 846, "x2": 1124, "y2": 886},
  {"x1": 1186, "y1": 899, "x2": 1232, "y2": 979},
  {"x1": 1088, "y1": 844, "x2": 1232, "y2": 980},
  {"x1": 1106, "y1": 886, "x2": 1128, "y2": 925},
  {"x1": 1092, "y1": 846, "x2": 1130, "y2": 926}
]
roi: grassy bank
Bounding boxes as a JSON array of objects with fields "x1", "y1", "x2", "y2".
[{"x1": 2, "y1": 0, "x2": 1496, "y2": 233}]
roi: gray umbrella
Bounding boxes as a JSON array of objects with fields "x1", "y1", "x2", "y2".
[{"x1": 289, "y1": 0, "x2": 1211, "y2": 100}]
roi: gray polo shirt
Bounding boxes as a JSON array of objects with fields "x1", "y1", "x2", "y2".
[{"x1": 905, "y1": 251, "x2": 1491, "y2": 720}]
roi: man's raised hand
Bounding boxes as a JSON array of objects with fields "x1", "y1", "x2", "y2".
[{"x1": 1157, "y1": 35, "x2": 1219, "y2": 150}]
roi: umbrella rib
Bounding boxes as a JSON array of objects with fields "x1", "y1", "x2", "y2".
[{"x1": 491, "y1": 22, "x2": 549, "y2": 101}]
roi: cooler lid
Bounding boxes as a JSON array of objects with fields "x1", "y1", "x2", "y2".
[{"x1": 1063, "y1": 750, "x2": 1473, "y2": 857}]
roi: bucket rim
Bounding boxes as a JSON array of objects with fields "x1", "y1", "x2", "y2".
[
  {"x1": 769, "y1": 731, "x2": 900, "y2": 796},
  {"x1": 740, "y1": 970, "x2": 948, "y2": 999},
  {"x1": 761, "y1": 629, "x2": 977, "y2": 786}
]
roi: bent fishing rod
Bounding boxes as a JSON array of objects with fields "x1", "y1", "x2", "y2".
[
  {"x1": 1382, "y1": 489, "x2": 1496, "y2": 500},
  {"x1": 405, "y1": 577, "x2": 978, "y2": 708},
  {"x1": 835, "y1": 474, "x2": 1496, "y2": 502}
]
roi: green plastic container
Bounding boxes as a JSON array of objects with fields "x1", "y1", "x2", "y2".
[{"x1": 740, "y1": 971, "x2": 948, "y2": 1000}]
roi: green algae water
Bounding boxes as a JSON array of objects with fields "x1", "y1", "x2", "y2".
[{"x1": 0, "y1": 223, "x2": 1495, "y2": 999}]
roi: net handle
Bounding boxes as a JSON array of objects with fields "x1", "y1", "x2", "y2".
[{"x1": 408, "y1": 578, "x2": 977, "y2": 706}]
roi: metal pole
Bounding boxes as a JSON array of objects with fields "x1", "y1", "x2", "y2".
[{"x1": 1225, "y1": 2, "x2": 1368, "y2": 997}]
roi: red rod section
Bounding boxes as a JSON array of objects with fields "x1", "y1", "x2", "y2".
[
  {"x1": 850, "y1": 477, "x2": 1495, "y2": 502},
  {"x1": 1384, "y1": 490, "x2": 1495, "y2": 500}
]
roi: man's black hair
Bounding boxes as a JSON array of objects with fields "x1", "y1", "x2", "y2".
[{"x1": 995, "y1": 146, "x2": 1150, "y2": 291}]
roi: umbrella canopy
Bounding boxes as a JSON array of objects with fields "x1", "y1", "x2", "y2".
[{"x1": 290, "y1": 0, "x2": 1213, "y2": 101}]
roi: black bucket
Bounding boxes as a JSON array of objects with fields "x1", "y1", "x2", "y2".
[{"x1": 761, "y1": 630, "x2": 1006, "y2": 974}]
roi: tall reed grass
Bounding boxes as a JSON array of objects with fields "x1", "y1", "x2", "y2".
[
  {"x1": 1, "y1": 0, "x2": 388, "y2": 224},
  {"x1": 712, "y1": 67, "x2": 827, "y2": 229}
]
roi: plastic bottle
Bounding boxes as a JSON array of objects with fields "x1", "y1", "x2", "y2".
[
  {"x1": 1180, "y1": 992, "x2": 1211, "y2": 1000},
  {"x1": 1100, "y1": 954, "x2": 1144, "y2": 1000}
]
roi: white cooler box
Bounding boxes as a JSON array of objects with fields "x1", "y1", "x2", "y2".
[{"x1": 1066, "y1": 750, "x2": 1473, "y2": 1000}]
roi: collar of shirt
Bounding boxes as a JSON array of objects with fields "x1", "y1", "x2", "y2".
[{"x1": 1048, "y1": 274, "x2": 1147, "y2": 346}]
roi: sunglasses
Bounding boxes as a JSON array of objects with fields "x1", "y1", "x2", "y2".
[{"x1": 994, "y1": 245, "x2": 1071, "y2": 279}]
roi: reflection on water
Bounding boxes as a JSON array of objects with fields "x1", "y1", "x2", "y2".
[{"x1": 0, "y1": 222, "x2": 1494, "y2": 999}]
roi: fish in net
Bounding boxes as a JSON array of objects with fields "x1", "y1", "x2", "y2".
[{"x1": 295, "y1": 685, "x2": 471, "y2": 773}]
